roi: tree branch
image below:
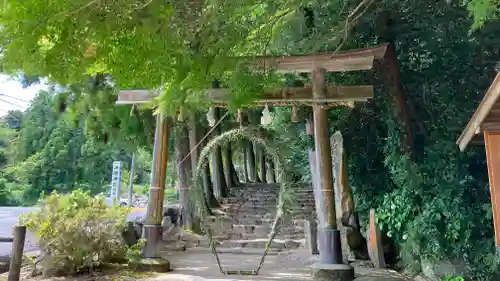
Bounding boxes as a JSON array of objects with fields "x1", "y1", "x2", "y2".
[
  {"x1": 57, "y1": 0, "x2": 100, "y2": 17},
  {"x1": 332, "y1": 0, "x2": 378, "y2": 54}
]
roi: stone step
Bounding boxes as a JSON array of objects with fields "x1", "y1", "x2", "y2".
[
  {"x1": 237, "y1": 211, "x2": 314, "y2": 217},
  {"x1": 239, "y1": 202, "x2": 316, "y2": 207},
  {"x1": 226, "y1": 193, "x2": 314, "y2": 199},
  {"x1": 225, "y1": 196, "x2": 313, "y2": 202},
  {"x1": 230, "y1": 184, "x2": 311, "y2": 189},
  {"x1": 227, "y1": 213, "x2": 312, "y2": 220},
  {"x1": 208, "y1": 219, "x2": 311, "y2": 230},
  {"x1": 209, "y1": 232, "x2": 305, "y2": 242},
  {"x1": 232, "y1": 188, "x2": 314, "y2": 193},
  {"x1": 234, "y1": 217, "x2": 312, "y2": 226},
  {"x1": 217, "y1": 238, "x2": 304, "y2": 249},
  {"x1": 224, "y1": 205, "x2": 314, "y2": 210},
  {"x1": 204, "y1": 214, "x2": 313, "y2": 223},
  {"x1": 238, "y1": 199, "x2": 315, "y2": 205},
  {"x1": 224, "y1": 210, "x2": 315, "y2": 216},
  {"x1": 224, "y1": 231, "x2": 305, "y2": 240},
  {"x1": 230, "y1": 224, "x2": 304, "y2": 234},
  {"x1": 225, "y1": 193, "x2": 315, "y2": 199},
  {"x1": 223, "y1": 195, "x2": 315, "y2": 202},
  {"x1": 224, "y1": 214, "x2": 313, "y2": 225},
  {"x1": 223, "y1": 206, "x2": 315, "y2": 213}
]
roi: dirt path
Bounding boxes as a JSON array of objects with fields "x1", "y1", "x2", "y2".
[{"x1": 1, "y1": 248, "x2": 416, "y2": 281}]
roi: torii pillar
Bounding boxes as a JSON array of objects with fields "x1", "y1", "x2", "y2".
[
  {"x1": 143, "y1": 113, "x2": 170, "y2": 259},
  {"x1": 115, "y1": 90, "x2": 170, "y2": 270},
  {"x1": 311, "y1": 68, "x2": 354, "y2": 281}
]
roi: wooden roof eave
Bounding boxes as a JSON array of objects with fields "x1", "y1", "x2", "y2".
[
  {"x1": 457, "y1": 73, "x2": 500, "y2": 151},
  {"x1": 238, "y1": 44, "x2": 389, "y2": 73}
]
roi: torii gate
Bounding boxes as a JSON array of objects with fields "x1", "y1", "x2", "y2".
[{"x1": 117, "y1": 43, "x2": 391, "y2": 280}]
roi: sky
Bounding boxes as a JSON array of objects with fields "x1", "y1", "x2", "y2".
[{"x1": 0, "y1": 74, "x2": 48, "y2": 117}]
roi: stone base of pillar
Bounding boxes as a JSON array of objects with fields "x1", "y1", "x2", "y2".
[
  {"x1": 312, "y1": 263, "x2": 354, "y2": 281},
  {"x1": 128, "y1": 258, "x2": 170, "y2": 272},
  {"x1": 142, "y1": 224, "x2": 162, "y2": 258},
  {"x1": 318, "y1": 228, "x2": 343, "y2": 264}
]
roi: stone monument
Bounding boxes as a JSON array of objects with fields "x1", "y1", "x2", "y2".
[{"x1": 331, "y1": 131, "x2": 368, "y2": 261}]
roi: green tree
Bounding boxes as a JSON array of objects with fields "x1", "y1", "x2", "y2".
[
  {"x1": 5, "y1": 90, "x2": 152, "y2": 204},
  {"x1": 0, "y1": 126, "x2": 15, "y2": 168},
  {"x1": 0, "y1": 178, "x2": 9, "y2": 205},
  {"x1": 2, "y1": 110, "x2": 23, "y2": 130}
]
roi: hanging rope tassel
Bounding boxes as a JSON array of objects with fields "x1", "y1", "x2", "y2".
[
  {"x1": 236, "y1": 108, "x2": 242, "y2": 124},
  {"x1": 291, "y1": 105, "x2": 298, "y2": 123}
]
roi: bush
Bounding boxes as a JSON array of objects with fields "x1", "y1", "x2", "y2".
[
  {"x1": 23, "y1": 190, "x2": 130, "y2": 276},
  {"x1": 442, "y1": 275, "x2": 465, "y2": 281}
]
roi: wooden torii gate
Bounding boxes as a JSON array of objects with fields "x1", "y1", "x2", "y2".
[
  {"x1": 117, "y1": 43, "x2": 392, "y2": 280},
  {"x1": 457, "y1": 72, "x2": 500, "y2": 254}
]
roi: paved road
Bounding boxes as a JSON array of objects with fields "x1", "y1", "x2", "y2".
[
  {"x1": 0, "y1": 207, "x2": 145, "y2": 258},
  {"x1": 0, "y1": 207, "x2": 37, "y2": 259}
]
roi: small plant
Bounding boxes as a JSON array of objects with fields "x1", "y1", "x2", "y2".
[
  {"x1": 442, "y1": 275, "x2": 465, "y2": 281},
  {"x1": 23, "y1": 255, "x2": 39, "y2": 277},
  {"x1": 126, "y1": 238, "x2": 146, "y2": 263}
]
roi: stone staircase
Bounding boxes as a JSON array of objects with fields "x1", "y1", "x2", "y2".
[{"x1": 207, "y1": 183, "x2": 316, "y2": 252}]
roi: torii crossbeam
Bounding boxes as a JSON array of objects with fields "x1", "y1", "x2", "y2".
[{"x1": 116, "y1": 85, "x2": 374, "y2": 107}]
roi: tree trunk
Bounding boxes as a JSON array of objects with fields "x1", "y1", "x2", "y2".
[
  {"x1": 259, "y1": 147, "x2": 267, "y2": 183},
  {"x1": 242, "y1": 140, "x2": 249, "y2": 182},
  {"x1": 211, "y1": 108, "x2": 228, "y2": 197},
  {"x1": 230, "y1": 156, "x2": 240, "y2": 186},
  {"x1": 200, "y1": 123, "x2": 220, "y2": 209},
  {"x1": 175, "y1": 123, "x2": 193, "y2": 230},
  {"x1": 247, "y1": 140, "x2": 260, "y2": 182},
  {"x1": 223, "y1": 143, "x2": 233, "y2": 191},
  {"x1": 203, "y1": 162, "x2": 220, "y2": 208},
  {"x1": 268, "y1": 158, "x2": 276, "y2": 183},
  {"x1": 188, "y1": 112, "x2": 207, "y2": 228},
  {"x1": 188, "y1": 113, "x2": 201, "y2": 179}
]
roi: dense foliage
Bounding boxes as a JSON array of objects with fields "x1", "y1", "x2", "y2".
[
  {"x1": 0, "y1": 90, "x2": 154, "y2": 205},
  {"x1": 0, "y1": 0, "x2": 500, "y2": 280}
]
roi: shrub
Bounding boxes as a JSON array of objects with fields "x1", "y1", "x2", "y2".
[
  {"x1": 442, "y1": 275, "x2": 465, "y2": 281},
  {"x1": 23, "y1": 190, "x2": 130, "y2": 276},
  {"x1": 0, "y1": 178, "x2": 10, "y2": 205},
  {"x1": 126, "y1": 238, "x2": 146, "y2": 263}
]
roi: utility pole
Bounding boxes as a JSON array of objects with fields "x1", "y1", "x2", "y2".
[{"x1": 128, "y1": 152, "x2": 136, "y2": 207}]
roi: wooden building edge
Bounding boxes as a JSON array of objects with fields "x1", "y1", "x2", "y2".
[
  {"x1": 457, "y1": 73, "x2": 500, "y2": 151},
  {"x1": 457, "y1": 72, "x2": 500, "y2": 247}
]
